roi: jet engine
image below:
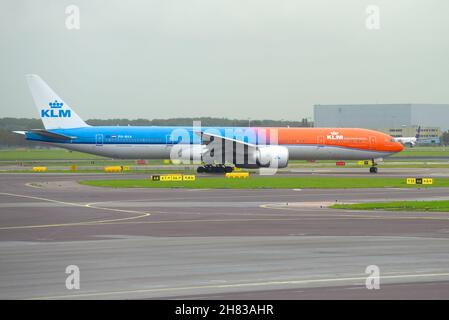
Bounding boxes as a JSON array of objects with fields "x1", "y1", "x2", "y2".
[{"x1": 239, "y1": 145, "x2": 289, "y2": 168}]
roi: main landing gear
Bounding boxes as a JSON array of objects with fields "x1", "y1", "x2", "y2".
[
  {"x1": 197, "y1": 164, "x2": 233, "y2": 173},
  {"x1": 369, "y1": 159, "x2": 378, "y2": 174}
]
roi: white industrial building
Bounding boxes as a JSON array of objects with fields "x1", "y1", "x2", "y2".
[{"x1": 314, "y1": 104, "x2": 449, "y2": 131}]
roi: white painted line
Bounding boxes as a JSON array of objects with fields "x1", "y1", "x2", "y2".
[{"x1": 28, "y1": 272, "x2": 449, "y2": 300}]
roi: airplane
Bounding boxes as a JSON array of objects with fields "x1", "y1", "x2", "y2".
[
  {"x1": 393, "y1": 126, "x2": 421, "y2": 147},
  {"x1": 14, "y1": 74, "x2": 404, "y2": 174}
]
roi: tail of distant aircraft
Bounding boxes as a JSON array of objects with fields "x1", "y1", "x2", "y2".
[
  {"x1": 26, "y1": 74, "x2": 89, "y2": 130},
  {"x1": 415, "y1": 126, "x2": 421, "y2": 139}
]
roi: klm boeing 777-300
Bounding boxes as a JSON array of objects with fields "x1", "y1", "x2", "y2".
[{"x1": 15, "y1": 75, "x2": 403, "y2": 173}]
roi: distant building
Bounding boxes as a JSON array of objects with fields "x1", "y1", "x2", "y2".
[
  {"x1": 380, "y1": 125, "x2": 441, "y2": 145},
  {"x1": 314, "y1": 104, "x2": 449, "y2": 131}
]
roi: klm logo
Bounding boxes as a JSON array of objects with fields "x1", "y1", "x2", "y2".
[{"x1": 41, "y1": 100, "x2": 71, "y2": 118}]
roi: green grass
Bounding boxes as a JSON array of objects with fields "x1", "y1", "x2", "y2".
[
  {"x1": 78, "y1": 176, "x2": 449, "y2": 189},
  {"x1": 0, "y1": 149, "x2": 106, "y2": 160},
  {"x1": 289, "y1": 161, "x2": 449, "y2": 168},
  {"x1": 391, "y1": 146, "x2": 449, "y2": 157},
  {"x1": 330, "y1": 200, "x2": 449, "y2": 212},
  {"x1": 0, "y1": 148, "x2": 168, "y2": 166},
  {"x1": 2, "y1": 147, "x2": 449, "y2": 171},
  {"x1": 0, "y1": 169, "x2": 194, "y2": 174}
]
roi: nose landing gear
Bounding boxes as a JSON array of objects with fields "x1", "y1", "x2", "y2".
[{"x1": 369, "y1": 159, "x2": 378, "y2": 173}]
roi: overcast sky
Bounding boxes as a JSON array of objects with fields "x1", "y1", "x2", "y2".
[{"x1": 1, "y1": 0, "x2": 448, "y2": 120}]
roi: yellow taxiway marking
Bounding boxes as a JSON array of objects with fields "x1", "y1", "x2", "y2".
[
  {"x1": 76, "y1": 215, "x2": 449, "y2": 228},
  {"x1": 2, "y1": 193, "x2": 449, "y2": 232},
  {"x1": 2, "y1": 191, "x2": 449, "y2": 231},
  {"x1": 28, "y1": 272, "x2": 449, "y2": 300},
  {"x1": 0, "y1": 192, "x2": 151, "y2": 230}
]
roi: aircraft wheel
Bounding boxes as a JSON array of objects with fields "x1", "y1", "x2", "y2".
[
  {"x1": 369, "y1": 167, "x2": 378, "y2": 174},
  {"x1": 216, "y1": 166, "x2": 225, "y2": 173},
  {"x1": 197, "y1": 166, "x2": 205, "y2": 173}
]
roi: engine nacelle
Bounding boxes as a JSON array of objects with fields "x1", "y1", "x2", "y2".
[
  {"x1": 257, "y1": 146, "x2": 289, "y2": 168},
  {"x1": 238, "y1": 146, "x2": 289, "y2": 169}
]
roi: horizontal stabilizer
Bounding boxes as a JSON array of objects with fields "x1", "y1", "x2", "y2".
[{"x1": 29, "y1": 129, "x2": 76, "y2": 140}]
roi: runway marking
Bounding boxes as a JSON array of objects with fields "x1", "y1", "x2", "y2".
[
  {"x1": 27, "y1": 272, "x2": 449, "y2": 300},
  {"x1": 16, "y1": 183, "x2": 449, "y2": 207},
  {"x1": 2, "y1": 193, "x2": 449, "y2": 231},
  {"x1": 0, "y1": 192, "x2": 151, "y2": 230},
  {"x1": 25, "y1": 213, "x2": 449, "y2": 229},
  {"x1": 25, "y1": 182, "x2": 44, "y2": 189},
  {"x1": 23, "y1": 181, "x2": 449, "y2": 205},
  {"x1": 3, "y1": 188, "x2": 449, "y2": 231},
  {"x1": 259, "y1": 204, "x2": 449, "y2": 221}
]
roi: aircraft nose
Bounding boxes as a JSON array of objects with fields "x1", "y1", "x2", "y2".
[{"x1": 396, "y1": 141, "x2": 404, "y2": 152}]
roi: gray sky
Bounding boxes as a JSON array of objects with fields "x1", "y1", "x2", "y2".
[{"x1": 1, "y1": 0, "x2": 448, "y2": 120}]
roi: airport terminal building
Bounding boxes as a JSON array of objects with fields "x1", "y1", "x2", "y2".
[{"x1": 314, "y1": 104, "x2": 449, "y2": 132}]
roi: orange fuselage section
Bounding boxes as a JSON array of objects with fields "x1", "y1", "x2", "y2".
[{"x1": 258, "y1": 127, "x2": 404, "y2": 153}]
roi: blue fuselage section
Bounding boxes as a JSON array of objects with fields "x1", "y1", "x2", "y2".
[{"x1": 25, "y1": 126, "x2": 259, "y2": 145}]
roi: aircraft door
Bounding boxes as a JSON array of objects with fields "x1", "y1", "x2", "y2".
[
  {"x1": 369, "y1": 136, "x2": 376, "y2": 149},
  {"x1": 96, "y1": 134, "x2": 104, "y2": 146},
  {"x1": 318, "y1": 136, "x2": 325, "y2": 146}
]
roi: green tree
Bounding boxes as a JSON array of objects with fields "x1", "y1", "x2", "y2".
[{"x1": 441, "y1": 131, "x2": 449, "y2": 146}]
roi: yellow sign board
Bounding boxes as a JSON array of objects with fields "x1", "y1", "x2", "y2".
[
  {"x1": 225, "y1": 172, "x2": 249, "y2": 179},
  {"x1": 358, "y1": 160, "x2": 373, "y2": 166},
  {"x1": 152, "y1": 174, "x2": 197, "y2": 182},
  {"x1": 171, "y1": 175, "x2": 183, "y2": 181},
  {"x1": 160, "y1": 175, "x2": 172, "y2": 181},
  {"x1": 32, "y1": 166, "x2": 47, "y2": 172},
  {"x1": 406, "y1": 178, "x2": 433, "y2": 185},
  {"x1": 104, "y1": 166, "x2": 122, "y2": 173}
]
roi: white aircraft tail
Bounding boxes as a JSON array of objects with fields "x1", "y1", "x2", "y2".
[{"x1": 26, "y1": 74, "x2": 89, "y2": 130}]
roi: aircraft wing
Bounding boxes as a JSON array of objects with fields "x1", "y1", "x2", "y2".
[{"x1": 194, "y1": 131, "x2": 256, "y2": 148}]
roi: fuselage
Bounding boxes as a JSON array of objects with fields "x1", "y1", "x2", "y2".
[
  {"x1": 394, "y1": 136, "x2": 417, "y2": 147},
  {"x1": 25, "y1": 126, "x2": 404, "y2": 160}
]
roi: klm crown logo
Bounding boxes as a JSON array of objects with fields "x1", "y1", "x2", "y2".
[
  {"x1": 326, "y1": 131, "x2": 344, "y2": 140},
  {"x1": 49, "y1": 100, "x2": 64, "y2": 108},
  {"x1": 41, "y1": 100, "x2": 71, "y2": 118}
]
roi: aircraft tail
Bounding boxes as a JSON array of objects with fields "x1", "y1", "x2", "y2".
[
  {"x1": 26, "y1": 74, "x2": 89, "y2": 130},
  {"x1": 415, "y1": 126, "x2": 421, "y2": 139}
]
